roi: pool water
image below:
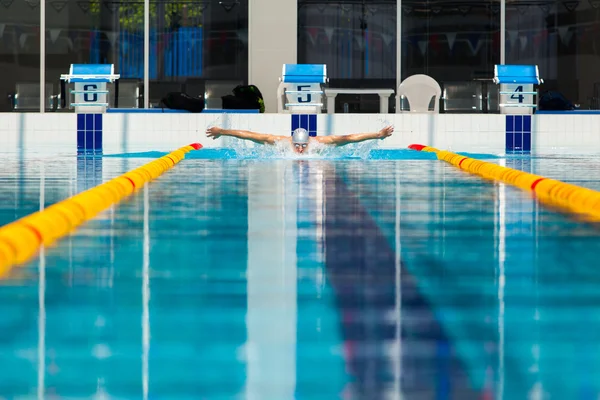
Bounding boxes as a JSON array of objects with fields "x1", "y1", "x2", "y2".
[{"x1": 1, "y1": 149, "x2": 600, "y2": 399}]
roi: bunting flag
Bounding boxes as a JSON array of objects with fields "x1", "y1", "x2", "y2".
[
  {"x1": 77, "y1": 1, "x2": 90, "y2": 13},
  {"x1": 402, "y1": 5, "x2": 412, "y2": 15},
  {"x1": 354, "y1": 34, "x2": 364, "y2": 51},
  {"x1": 316, "y1": 4, "x2": 325, "y2": 13},
  {"x1": 590, "y1": 0, "x2": 600, "y2": 8},
  {"x1": 19, "y1": 33, "x2": 28, "y2": 48},
  {"x1": 446, "y1": 32, "x2": 456, "y2": 51},
  {"x1": 558, "y1": 26, "x2": 572, "y2": 45},
  {"x1": 458, "y1": 5, "x2": 471, "y2": 15},
  {"x1": 533, "y1": 29, "x2": 548, "y2": 47},
  {"x1": 306, "y1": 27, "x2": 319, "y2": 46},
  {"x1": 49, "y1": 28, "x2": 61, "y2": 43},
  {"x1": 562, "y1": 0, "x2": 580, "y2": 11},
  {"x1": 381, "y1": 33, "x2": 393, "y2": 46},
  {"x1": 508, "y1": 29, "x2": 519, "y2": 48},
  {"x1": 324, "y1": 27, "x2": 334, "y2": 43},
  {"x1": 517, "y1": 5, "x2": 529, "y2": 14},
  {"x1": 490, "y1": 3, "x2": 500, "y2": 14},
  {"x1": 538, "y1": 3, "x2": 551, "y2": 13},
  {"x1": 519, "y1": 35, "x2": 528, "y2": 51},
  {"x1": 106, "y1": 31, "x2": 118, "y2": 47},
  {"x1": 0, "y1": 0, "x2": 13, "y2": 7},
  {"x1": 467, "y1": 33, "x2": 482, "y2": 55},
  {"x1": 431, "y1": 6, "x2": 442, "y2": 14},
  {"x1": 0, "y1": 23, "x2": 4, "y2": 39},
  {"x1": 24, "y1": 0, "x2": 38, "y2": 8},
  {"x1": 50, "y1": 0, "x2": 67, "y2": 12},
  {"x1": 418, "y1": 40, "x2": 427, "y2": 55},
  {"x1": 103, "y1": 1, "x2": 119, "y2": 12}
]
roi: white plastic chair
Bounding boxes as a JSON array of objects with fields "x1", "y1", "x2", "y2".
[{"x1": 397, "y1": 74, "x2": 442, "y2": 113}]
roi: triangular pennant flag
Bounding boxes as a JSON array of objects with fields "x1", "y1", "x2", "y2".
[
  {"x1": 508, "y1": 30, "x2": 519, "y2": 47},
  {"x1": 219, "y1": 2, "x2": 235, "y2": 12},
  {"x1": 458, "y1": 5, "x2": 471, "y2": 15},
  {"x1": 558, "y1": 26, "x2": 573, "y2": 45},
  {"x1": 49, "y1": 29, "x2": 61, "y2": 43},
  {"x1": 562, "y1": 0, "x2": 580, "y2": 11},
  {"x1": 0, "y1": 0, "x2": 12, "y2": 7},
  {"x1": 590, "y1": 0, "x2": 600, "y2": 8},
  {"x1": 50, "y1": 0, "x2": 67, "y2": 12},
  {"x1": 517, "y1": 5, "x2": 529, "y2": 14},
  {"x1": 0, "y1": 24, "x2": 4, "y2": 39},
  {"x1": 105, "y1": 32, "x2": 118, "y2": 47},
  {"x1": 533, "y1": 29, "x2": 548, "y2": 47},
  {"x1": 381, "y1": 33, "x2": 393, "y2": 46},
  {"x1": 520, "y1": 35, "x2": 528, "y2": 51},
  {"x1": 490, "y1": 3, "x2": 500, "y2": 14},
  {"x1": 316, "y1": 4, "x2": 325, "y2": 12},
  {"x1": 305, "y1": 28, "x2": 318, "y2": 46},
  {"x1": 402, "y1": 5, "x2": 412, "y2": 14},
  {"x1": 103, "y1": 1, "x2": 119, "y2": 12},
  {"x1": 446, "y1": 32, "x2": 456, "y2": 50},
  {"x1": 24, "y1": 0, "x2": 39, "y2": 8},
  {"x1": 19, "y1": 33, "x2": 28, "y2": 48},
  {"x1": 355, "y1": 34, "x2": 364, "y2": 51},
  {"x1": 467, "y1": 34, "x2": 482, "y2": 55},
  {"x1": 418, "y1": 40, "x2": 427, "y2": 55},
  {"x1": 324, "y1": 27, "x2": 334, "y2": 43},
  {"x1": 366, "y1": 5, "x2": 377, "y2": 14},
  {"x1": 538, "y1": 3, "x2": 550, "y2": 13},
  {"x1": 431, "y1": 6, "x2": 442, "y2": 14},
  {"x1": 77, "y1": 1, "x2": 90, "y2": 13}
]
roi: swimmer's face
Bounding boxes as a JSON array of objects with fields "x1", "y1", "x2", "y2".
[{"x1": 293, "y1": 141, "x2": 308, "y2": 154}]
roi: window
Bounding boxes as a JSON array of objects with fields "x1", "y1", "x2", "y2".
[
  {"x1": 506, "y1": 0, "x2": 600, "y2": 108},
  {"x1": 402, "y1": 0, "x2": 500, "y2": 112},
  {"x1": 0, "y1": 0, "x2": 41, "y2": 111},
  {"x1": 148, "y1": 0, "x2": 248, "y2": 108},
  {"x1": 298, "y1": 0, "x2": 397, "y2": 113}
]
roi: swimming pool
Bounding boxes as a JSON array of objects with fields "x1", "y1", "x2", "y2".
[{"x1": 2, "y1": 148, "x2": 600, "y2": 399}]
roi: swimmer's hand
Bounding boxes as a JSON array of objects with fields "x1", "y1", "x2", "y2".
[
  {"x1": 378, "y1": 125, "x2": 393, "y2": 139},
  {"x1": 206, "y1": 126, "x2": 223, "y2": 139}
]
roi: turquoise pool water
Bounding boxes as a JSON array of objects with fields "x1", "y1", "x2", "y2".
[{"x1": 1, "y1": 149, "x2": 600, "y2": 399}]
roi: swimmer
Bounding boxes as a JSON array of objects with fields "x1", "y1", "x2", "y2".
[{"x1": 205, "y1": 125, "x2": 394, "y2": 154}]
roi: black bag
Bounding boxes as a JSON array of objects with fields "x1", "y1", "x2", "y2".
[
  {"x1": 222, "y1": 84, "x2": 265, "y2": 113},
  {"x1": 159, "y1": 92, "x2": 205, "y2": 113},
  {"x1": 538, "y1": 91, "x2": 575, "y2": 111}
]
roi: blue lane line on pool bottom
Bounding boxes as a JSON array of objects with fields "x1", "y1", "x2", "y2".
[{"x1": 323, "y1": 170, "x2": 484, "y2": 397}]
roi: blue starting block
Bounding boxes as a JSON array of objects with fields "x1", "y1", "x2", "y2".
[
  {"x1": 493, "y1": 64, "x2": 543, "y2": 115},
  {"x1": 60, "y1": 64, "x2": 120, "y2": 113},
  {"x1": 277, "y1": 64, "x2": 328, "y2": 114},
  {"x1": 61, "y1": 64, "x2": 120, "y2": 153}
]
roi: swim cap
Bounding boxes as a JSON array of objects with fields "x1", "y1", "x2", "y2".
[{"x1": 292, "y1": 128, "x2": 309, "y2": 143}]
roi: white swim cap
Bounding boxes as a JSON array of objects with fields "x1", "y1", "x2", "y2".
[{"x1": 292, "y1": 128, "x2": 309, "y2": 143}]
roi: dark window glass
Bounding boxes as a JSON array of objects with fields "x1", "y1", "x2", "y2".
[
  {"x1": 148, "y1": 0, "x2": 248, "y2": 108},
  {"x1": 506, "y1": 0, "x2": 600, "y2": 109},
  {"x1": 402, "y1": 0, "x2": 500, "y2": 112},
  {"x1": 0, "y1": 0, "x2": 41, "y2": 111},
  {"x1": 45, "y1": 0, "x2": 143, "y2": 111},
  {"x1": 298, "y1": 0, "x2": 397, "y2": 113}
]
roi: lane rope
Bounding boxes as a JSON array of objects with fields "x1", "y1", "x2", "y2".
[
  {"x1": 0, "y1": 143, "x2": 203, "y2": 277},
  {"x1": 408, "y1": 144, "x2": 600, "y2": 222}
]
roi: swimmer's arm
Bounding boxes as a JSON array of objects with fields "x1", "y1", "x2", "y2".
[
  {"x1": 207, "y1": 127, "x2": 287, "y2": 145},
  {"x1": 315, "y1": 126, "x2": 394, "y2": 146}
]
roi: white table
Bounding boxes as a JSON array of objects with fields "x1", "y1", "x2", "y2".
[{"x1": 324, "y1": 88, "x2": 395, "y2": 114}]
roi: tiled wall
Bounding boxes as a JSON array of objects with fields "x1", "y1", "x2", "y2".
[{"x1": 1, "y1": 112, "x2": 600, "y2": 155}]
